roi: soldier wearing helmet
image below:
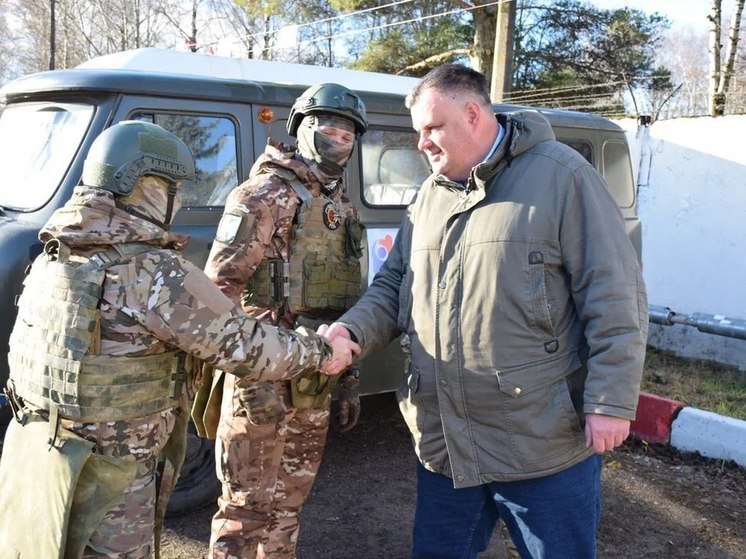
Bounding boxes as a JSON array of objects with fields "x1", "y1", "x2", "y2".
[
  {"x1": 0, "y1": 121, "x2": 356, "y2": 559},
  {"x1": 200, "y1": 83, "x2": 368, "y2": 558}
]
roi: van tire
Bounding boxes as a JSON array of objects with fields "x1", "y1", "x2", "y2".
[{"x1": 166, "y1": 421, "x2": 220, "y2": 517}]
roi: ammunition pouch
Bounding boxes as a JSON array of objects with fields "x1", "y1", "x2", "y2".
[
  {"x1": 289, "y1": 315, "x2": 338, "y2": 409},
  {"x1": 241, "y1": 258, "x2": 287, "y2": 309},
  {"x1": 293, "y1": 253, "x2": 361, "y2": 314},
  {"x1": 290, "y1": 372, "x2": 336, "y2": 410},
  {"x1": 345, "y1": 216, "x2": 365, "y2": 259}
]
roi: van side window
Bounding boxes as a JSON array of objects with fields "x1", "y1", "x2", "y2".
[
  {"x1": 0, "y1": 102, "x2": 93, "y2": 211},
  {"x1": 602, "y1": 141, "x2": 635, "y2": 208},
  {"x1": 361, "y1": 129, "x2": 430, "y2": 207},
  {"x1": 132, "y1": 112, "x2": 238, "y2": 207},
  {"x1": 557, "y1": 138, "x2": 594, "y2": 165}
]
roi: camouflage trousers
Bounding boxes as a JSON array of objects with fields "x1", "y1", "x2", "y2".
[
  {"x1": 65, "y1": 409, "x2": 176, "y2": 558},
  {"x1": 210, "y1": 374, "x2": 330, "y2": 559}
]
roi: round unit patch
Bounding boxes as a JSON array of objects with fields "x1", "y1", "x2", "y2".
[{"x1": 322, "y1": 202, "x2": 342, "y2": 230}]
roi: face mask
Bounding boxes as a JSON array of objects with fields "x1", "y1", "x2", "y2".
[
  {"x1": 296, "y1": 114, "x2": 356, "y2": 183},
  {"x1": 119, "y1": 175, "x2": 181, "y2": 229}
]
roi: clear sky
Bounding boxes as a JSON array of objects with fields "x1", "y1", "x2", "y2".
[{"x1": 587, "y1": 0, "x2": 737, "y2": 31}]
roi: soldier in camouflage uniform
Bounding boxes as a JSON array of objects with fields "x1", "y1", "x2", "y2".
[
  {"x1": 0, "y1": 121, "x2": 354, "y2": 559},
  {"x1": 202, "y1": 83, "x2": 368, "y2": 559}
]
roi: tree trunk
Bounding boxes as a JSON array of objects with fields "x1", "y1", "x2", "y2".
[
  {"x1": 470, "y1": 1, "x2": 498, "y2": 82},
  {"x1": 709, "y1": 0, "x2": 724, "y2": 116},
  {"x1": 717, "y1": 0, "x2": 745, "y2": 97}
]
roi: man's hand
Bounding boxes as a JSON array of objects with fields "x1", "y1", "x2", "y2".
[
  {"x1": 318, "y1": 323, "x2": 360, "y2": 375},
  {"x1": 317, "y1": 322, "x2": 352, "y2": 343},
  {"x1": 584, "y1": 413, "x2": 631, "y2": 453}
]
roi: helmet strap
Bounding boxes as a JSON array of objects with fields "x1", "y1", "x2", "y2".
[
  {"x1": 115, "y1": 199, "x2": 165, "y2": 229},
  {"x1": 162, "y1": 183, "x2": 179, "y2": 231}
]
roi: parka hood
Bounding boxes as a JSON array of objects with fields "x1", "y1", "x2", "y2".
[{"x1": 475, "y1": 111, "x2": 556, "y2": 184}]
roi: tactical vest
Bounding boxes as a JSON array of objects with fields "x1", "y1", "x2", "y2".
[
  {"x1": 8, "y1": 239, "x2": 185, "y2": 423},
  {"x1": 243, "y1": 174, "x2": 362, "y2": 317}
]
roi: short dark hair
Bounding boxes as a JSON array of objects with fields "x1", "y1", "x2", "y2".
[{"x1": 405, "y1": 64, "x2": 492, "y2": 109}]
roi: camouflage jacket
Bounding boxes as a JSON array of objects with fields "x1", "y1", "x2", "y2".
[
  {"x1": 39, "y1": 186, "x2": 331, "y2": 382},
  {"x1": 205, "y1": 140, "x2": 358, "y2": 327}
]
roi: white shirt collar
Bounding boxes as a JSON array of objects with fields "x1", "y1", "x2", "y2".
[{"x1": 482, "y1": 121, "x2": 504, "y2": 163}]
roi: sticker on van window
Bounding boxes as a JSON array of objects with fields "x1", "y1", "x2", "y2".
[{"x1": 367, "y1": 228, "x2": 398, "y2": 285}]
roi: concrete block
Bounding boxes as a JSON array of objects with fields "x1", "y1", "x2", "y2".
[{"x1": 671, "y1": 407, "x2": 746, "y2": 467}]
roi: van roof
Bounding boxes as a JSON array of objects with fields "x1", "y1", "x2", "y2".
[
  {"x1": 1, "y1": 48, "x2": 623, "y2": 132},
  {"x1": 77, "y1": 48, "x2": 420, "y2": 96}
]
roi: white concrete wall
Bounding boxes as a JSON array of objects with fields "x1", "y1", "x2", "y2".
[{"x1": 617, "y1": 116, "x2": 746, "y2": 369}]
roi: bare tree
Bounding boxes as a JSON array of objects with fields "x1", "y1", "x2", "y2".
[
  {"x1": 7, "y1": 0, "x2": 188, "y2": 75},
  {"x1": 0, "y1": 0, "x2": 18, "y2": 84},
  {"x1": 657, "y1": 28, "x2": 709, "y2": 118},
  {"x1": 8, "y1": 0, "x2": 54, "y2": 73},
  {"x1": 207, "y1": 0, "x2": 301, "y2": 60},
  {"x1": 709, "y1": 0, "x2": 745, "y2": 115},
  {"x1": 152, "y1": 0, "x2": 218, "y2": 53}
]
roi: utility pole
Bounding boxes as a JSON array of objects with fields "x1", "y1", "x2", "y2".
[
  {"x1": 49, "y1": 0, "x2": 56, "y2": 70},
  {"x1": 490, "y1": 0, "x2": 516, "y2": 103}
]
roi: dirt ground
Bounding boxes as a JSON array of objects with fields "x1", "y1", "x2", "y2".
[{"x1": 161, "y1": 393, "x2": 745, "y2": 559}]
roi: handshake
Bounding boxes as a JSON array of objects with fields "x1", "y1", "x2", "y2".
[{"x1": 317, "y1": 323, "x2": 359, "y2": 375}]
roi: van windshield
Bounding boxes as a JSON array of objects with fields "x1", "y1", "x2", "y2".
[{"x1": 0, "y1": 102, "x2": 93, "y2": 211}]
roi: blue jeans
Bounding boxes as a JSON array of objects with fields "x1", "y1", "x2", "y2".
[{"x1": 412, "y1": 455, "x2": 602, "y2": 559}]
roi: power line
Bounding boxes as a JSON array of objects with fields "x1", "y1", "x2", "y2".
[
  {"x1": 238, "y1": 0, "x2": 418, "y2": 44},
  {"x1": 289, "y1": 0, "x2": 507, "y2": 55},
  {"x1": 195, "y1": 0, "x2": 508, "y2": 54},
  {"x1": 510, "y1": 92, "x2": 623, "y2": 105},
  {"x1": 198, "y1": 0, "x2": 418, "y2": 50}
]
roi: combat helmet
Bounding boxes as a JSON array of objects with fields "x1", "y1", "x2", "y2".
[
  {"x1": 287, "y1": 83, "x2": 367, "y2": 137},
  {"x1": 82, "y1": 120, "x2": 196, "y2": 196}
]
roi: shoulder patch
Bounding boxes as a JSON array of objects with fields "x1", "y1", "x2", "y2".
[{"x1": 215, "y1": 212, "x2": 256, "y2": 245}]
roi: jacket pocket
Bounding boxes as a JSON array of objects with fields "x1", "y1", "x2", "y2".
[
  {"x1": 496, "y1": 352, "x2": 585, "y2": 465},
  {"x1": 237, "y1": 380, "x2": 285, "y2": 425},
  {"x1": 526, "y1": 250, "x2": 559, "y2": 352}
]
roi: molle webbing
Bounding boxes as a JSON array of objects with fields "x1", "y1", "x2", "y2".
[
  {"x1": 11, "y1": 350, "x2": 183, "y2": 423},
  {"x1": 8, "y1": 240, "x2": 184, "y2": 422},
  {"x1": 288, "y1": 194, "x2": 361, "y2": 314},
  {"x1": 241, "y1": 168, "x2": 361, "y2": 314}
]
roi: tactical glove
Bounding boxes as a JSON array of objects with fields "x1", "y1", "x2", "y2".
[{"x1": 336, "y1": 367, "x2": 361, "y2": 432}]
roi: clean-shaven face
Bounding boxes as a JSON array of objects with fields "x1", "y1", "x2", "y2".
[{"x1": 410, "y1": 87, "x2": 478, "y2": 182}]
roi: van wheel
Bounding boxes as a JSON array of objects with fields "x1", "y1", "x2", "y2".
[{"x1": 166, "y1": 422, "x2": 220, "y2": 517}]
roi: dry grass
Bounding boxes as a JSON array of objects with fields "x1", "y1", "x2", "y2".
[{"x1": 642, "y1": 347, "x2": 746, "y2": 421}]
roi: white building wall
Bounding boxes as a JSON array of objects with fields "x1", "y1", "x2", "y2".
[{"x1": 617, "y1": 115, "x2": 746, "y2": 369}]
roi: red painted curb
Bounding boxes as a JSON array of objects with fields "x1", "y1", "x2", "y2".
[{"x1": 630, "y1": 392, "x2": 686, "y2": 444}]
